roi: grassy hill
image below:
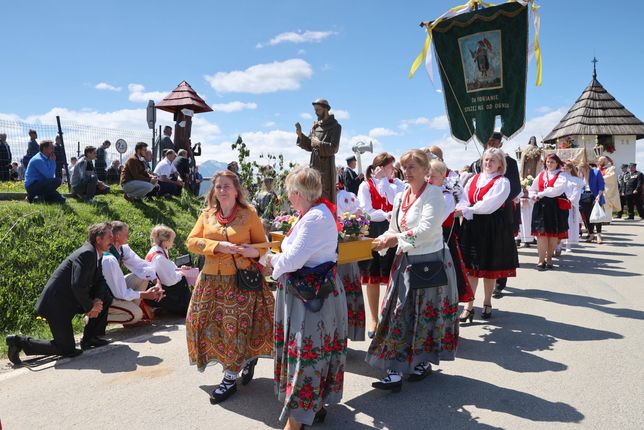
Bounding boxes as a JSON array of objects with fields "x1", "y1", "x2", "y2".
[{"x1": 0, "y1": 186, "x2": 203, "y2": 357}]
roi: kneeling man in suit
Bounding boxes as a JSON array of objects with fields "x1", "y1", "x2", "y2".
[{"x1": 6, "y1": 222, "x2": 114, "y2": 365}]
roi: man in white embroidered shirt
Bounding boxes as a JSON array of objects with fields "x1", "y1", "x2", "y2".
[
  {"x1": 153, "y1": 150, "x2": 184, "y2": 198},
  {"x1": 103, "y1": 221, "x2": 165, "y2": 326}
]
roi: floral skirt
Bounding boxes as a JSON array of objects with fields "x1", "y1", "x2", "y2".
[
  {"x1": 338, "y1": 262, "x2": 365, "y2": 341},
  {"x1": 365, "y1": 249, "x2": 459, "y2": 374},
  {"x1": 274, "y1": 274, "x2": 348, "y2": 425},
  {"x1": 186, "y1": 273, "x2": 274, "y2": 373}
]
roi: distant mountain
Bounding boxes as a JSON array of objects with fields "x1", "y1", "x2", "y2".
[{"x1": 198, "y1": 159, "x2": 229, "y2": 178}]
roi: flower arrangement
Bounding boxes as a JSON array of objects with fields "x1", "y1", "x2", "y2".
[
  {"x1": 520, "y1": 175, "x2": 534, "y2": 195},
  {"x1": 338, "y1": 212, "x2": 370, "y2": 241},
  {"x1": 599, "y1": 141, "x2": 616, "y2": 153},
  {"x1": 559, "y1": 138, "x2": 578, "y2": 149},
  {"x1": 273, "y1": 214, "x2": 296, "y2": 233}
]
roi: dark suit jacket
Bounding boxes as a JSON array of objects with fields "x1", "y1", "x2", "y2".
[
  {"x1": 173, "y1": 156, "x2": 190, "y2": 181},
  {"x1": 343, "y1": 168, "x2": 361, "y2": 195},
  {"x1": 35, "y1": 242, "x2": 109, "y2": 319}
]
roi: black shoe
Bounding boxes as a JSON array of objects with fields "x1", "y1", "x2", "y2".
[
  {"x1": 80, "y1": 336, "x2": 110, "y2": 350},
  {"x1": 481, "y1": 304, "x2": 493, "y2": 320},
  {"x1": 492, "y1": 287, "x2": 503, "y2": 299},
  {"x1": 546, "y1": 263, "x2": 554, "y2": 270},
  {"x1": 6, "y1": 335, "x2": 22, "y2": 365},
  {"x1": 536, "y1": 263, "x2": 546, "y2": 271},
  {"x1": 407, "y1": 362, "x2": 432, "y2": 382},
  {"x1": 210, "y1": 377, "x2": 237, "y2": 404},
  {"x1": 62, "y1": 348, "x2": 84, "y2": 358},
  {"x1": 241, "y1": 358, "x2": 258, "y2": 386},
  {"x1": 459, "y1": 309, "x2": 474, "y2": 324},
  {"x1": 372, "y1": 372, "x2": 402, "y2": 392},
  {"x1": 313, "y1": 407, "x2": 327, "y2": 424}
]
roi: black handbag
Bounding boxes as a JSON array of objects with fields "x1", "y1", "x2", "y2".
[
  {"x1": 224, "y1": 227, "x2": 264, "y2": 292},
  {"x1": 393, "y1": 198, "x2": 449, "y2": 290},
  {"x1": 579, "y1": 189, "x2": 594, "y2": 206}
]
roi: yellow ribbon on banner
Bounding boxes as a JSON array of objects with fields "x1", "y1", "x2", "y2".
[{"x1": 532, "y1": 2, "x2": 543, "y2": 86}]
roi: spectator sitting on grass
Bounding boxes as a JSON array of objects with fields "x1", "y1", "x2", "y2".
[
  {"x1": 71, "y1": 145, "x2": 110, "y2": 203},
  {"x1": 5, "y1": 222, "x2": 114, "y2": 365},
  {"x1": 10, "y1": 162, "x2": 20, "y2": 181},
  {"x1": 24, "y1": 139, "x2": 66, "y2": 203},
  {"x1": 144, "y1": 149, "x2": 153, "y2": 172},
  {"x1": 106, "y1": 159, "x2": 121, "y2": 185},
  {"x1": 120, "y1": 141, "x2": 158, "y2": 202},
  {"x1": 102, "y1": 221, "x2": 165, "y2": 327},
  {"x1": 173, "y1": 149, "x2": 191, "y2": 183},
  {"x1": 153, "y1": 149, "x2": 184, "y2": 198}
]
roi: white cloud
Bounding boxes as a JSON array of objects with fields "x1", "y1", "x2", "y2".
[
  {"x1": 264, "y1": 121, "x2": 276, "y2": 127},
  {"x1": 127, "y1": 83, "x2": 168, "y2": 103},
  {"x1": 331, "y1": 109, "x2": 350, "y2": 120},
  {"x1": 257, "y1": 30, "x2": 337, "y2": 48},
  {"x1": 95, "y1": 82, "x2": 121, "y2": 92},
  {"x1": 436, "y1": 89, "x2": 443, "y2": 93},
  {"x1": 369, "y1": 127, "x2": 398, "y2": 138},
  {"x1": 399, "y1": 115, "x2": 448, "y2": 131},
  {"x1": 205, "y1": 59, "x2": 313, "y2": 94},
  {"x1": 300, "y1": 112, "x2": 313, "y2": 120},
  {"x1": 536, "y1": 106, "x2": 553, "y2": 113},
  {"x1": 211, "y1": 101, "x2": 257, "y2": 113}
]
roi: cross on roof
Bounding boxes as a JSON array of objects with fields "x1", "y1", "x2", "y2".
[{"x1": 592, "y1": 57, "x2": 598, "y2": 79}]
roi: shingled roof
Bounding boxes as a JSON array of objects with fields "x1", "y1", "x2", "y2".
[
  {"x1": 543, "y1": 76, "x2": 644, "y2": 143},
  {"x1": 156, "y1": 81, "x2": 213, "y2": 114}
]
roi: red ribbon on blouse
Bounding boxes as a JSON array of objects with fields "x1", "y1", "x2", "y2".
[{"x1": 367, "y1": 178, "x2": 393, "y2": 212}]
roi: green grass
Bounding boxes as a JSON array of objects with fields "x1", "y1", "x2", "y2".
[
  {"x1": 0, "y1": 180, "x2": 67, "y2": 194},
  {"x1": 0, "y1": 188, "x2": 203, "y2": 358}
]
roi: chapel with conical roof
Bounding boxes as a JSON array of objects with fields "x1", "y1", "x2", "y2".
[{"x1": 543, "y1": 58, "x2": 644, "y2": 166}]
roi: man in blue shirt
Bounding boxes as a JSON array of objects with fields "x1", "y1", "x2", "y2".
[{"x1": 24, "y1": 139, "x2": 66, "y2": 203}]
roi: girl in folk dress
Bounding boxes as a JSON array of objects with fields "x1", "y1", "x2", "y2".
[
  {"x1": 456, "y1": 148, "x2": 518, "y2": 321},
  {"x1": 529, "y1": 154, "x2": 569, "y2": 270},
  {"x1": 336, "y1": 184, "x2": 366, "y2": 341},
  {"x1": 357, "y1": 153, "x2": 405, "y2": 338},
  {"x1": 427, "y1": 159, "x2": 474, "y2": 303},
  {"x1": 265, "y1": 167, "x2": 347, "y2": 430},
  {"x1": 366, "y1": 150, "x2": 459, "y2": 391},
  {"x1": 185, "y1": 171, "x2": 274, "y2": 404},
  {"x1": 562, "y1": 161, "x2": 585, "y2": 252}
]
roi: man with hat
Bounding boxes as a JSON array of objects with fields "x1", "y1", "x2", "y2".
[
  {"x1": 342, "y1": 154, "x2": 363, "y2": 195},
  {"x1": 616, "y1": 163, "x2": 629, "y2": 218},
  {"x1": 295, "y1": 98, "x2": 342, "y2": 204},
  {"x1": 623, "y1": 162, "x2": 644, "y2": 220},
  {"x1": 471, "y1": 132, "x2": 521, "y2": 298}
]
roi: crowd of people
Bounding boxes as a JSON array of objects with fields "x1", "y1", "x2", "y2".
[
  {"x1": 4, "y1": 115, "x2": 644, "y2": 429},
  {"x1": 0, "y1": 129, "x2": 204, "y2": 202}
]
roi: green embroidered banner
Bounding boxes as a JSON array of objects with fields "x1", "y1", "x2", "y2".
[{"x1": 432, "y1": 2, "x2": 528, "y2": 144}]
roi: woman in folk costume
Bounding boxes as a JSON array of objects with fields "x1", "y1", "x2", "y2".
[
  {"x1": 456, "y1": 148, "x2": 518, "y2": 322},
  {"x1": 529, "y1": 154, "x2": 570, "y2": 270},
  {"x1": 597, "y1": 156, "x2": 622, "y2": 216},
  {"x1": 185, "y1": 171, "x2": 274, "y2": 404},
  {"x1": 366, "y1": 150, "x2": 458, "y2": 392},
  {"x1": 427, "y1": 159, "x2": 474, "y2": 303},
  {"x1": 336, "y1": 183, "x2": 366, "y2": 341},
  {"x1": 562, "y1": 161, "x2": 585, "y2": 252},
  {"x1": 264, "y1": 167, "x2": 347, "y2": 430},
  {"x1": 357, "y1": 152, "x2": 405, "y2": 338}
]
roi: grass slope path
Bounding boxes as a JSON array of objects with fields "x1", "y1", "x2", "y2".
[{"x1": 0, "y1": 190, "x2": 203, "y2": 356}]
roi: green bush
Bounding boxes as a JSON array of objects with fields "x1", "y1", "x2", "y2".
[{"x1": 0, "y1": 190, "x2": 203, "y2": 355}]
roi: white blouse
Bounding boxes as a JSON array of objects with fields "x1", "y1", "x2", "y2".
[
  {"x1": 458, "y1": 172, "x2": 510, "y2": 220},
  {"x1": 102, "y1": 244, "x2": 157, "y2": 301},
  {"x1": 271, "y1": 204, "x2": 338, "y2": 279},
  {"x1": 564, "y1": 173, "x2": 585, "y2": 206},
  {"x1": 357, "y1": 177, "x2": 404, "y2": 222},
  {"x1": 380, "y1": 184, "x2": 445, "y2": 255},
  {"x1": 147, "y1": 245, "x2": 183, "y2": 286},
  {"x1": 336, "y1": 189, "x2": 360, "y2": 216},
  {"x1": 529, "y1": 169, "x2": 567, "y2": 199}
]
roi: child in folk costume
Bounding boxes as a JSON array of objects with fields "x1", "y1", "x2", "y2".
[
  {"x1": 367, "y1": 150, "x2": 458, "y2": 391},
  {"x1": 456, "y1": 148, "x2": 518, "y2": 322},
  {"x1": 529, "y1": 154, "x2": 570, "y2": 270},
  {"x1": 336, "y1": 183, "x2": 366, "y2": 341},
  {"x1": 562, "y1": 161, "x2": 585, "y2": 252},
  {"x1": 357, "y1": 152, "x2": 405, "y2": 338},
  {"x1": 427, "y1": 160, "x2": 474, "y2": 303}
]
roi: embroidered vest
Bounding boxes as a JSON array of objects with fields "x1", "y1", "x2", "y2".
[
  {"x1": 537, "y1": 171, "x2": 560, "y2": 192},
  {"x1": 468, "y1": 174, "x2": 503, "y2": 203}
]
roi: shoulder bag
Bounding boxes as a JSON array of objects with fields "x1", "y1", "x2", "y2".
[{"x1": 224, "y1": 227, "x2": 264, "y2": 292}]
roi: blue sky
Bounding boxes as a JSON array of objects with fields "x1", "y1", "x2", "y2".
[{"x1": 2, "y1": 0, "x2": 643, "y2": 170}]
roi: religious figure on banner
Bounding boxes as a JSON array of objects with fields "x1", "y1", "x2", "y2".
[
  {"x1": 295, "y1": 98, "x2": 342, "y2": 204},
  {"x1": 460, "y1": 31, "x2": 503, "y2": 92}
]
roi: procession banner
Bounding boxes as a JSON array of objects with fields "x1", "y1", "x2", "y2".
[{"x1": 432, "y1": 2, "x2": 528, "y2": 144}]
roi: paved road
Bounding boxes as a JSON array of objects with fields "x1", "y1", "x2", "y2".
[{"x1": 1, "y1": 220, "x2": 643, "y2": 429}]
